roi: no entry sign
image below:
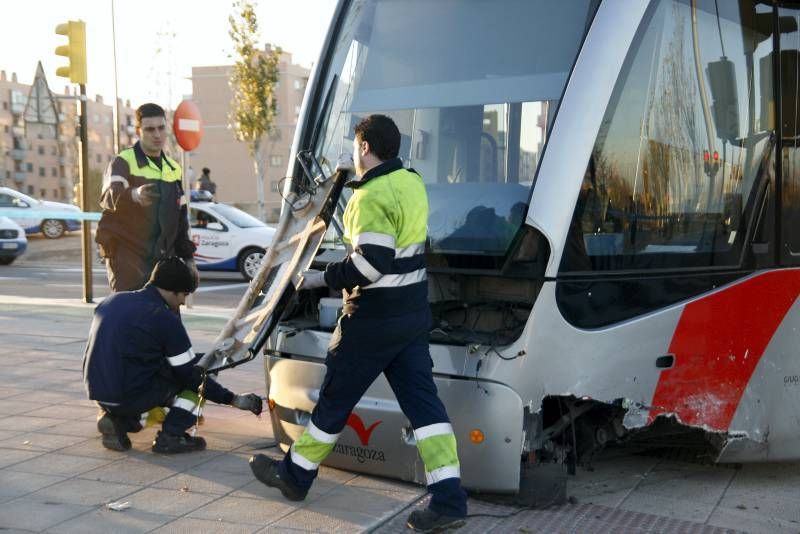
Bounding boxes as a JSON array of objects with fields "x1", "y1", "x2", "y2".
[{"x1": 173, "y1": 100, "x2": 203, "y2": 151}]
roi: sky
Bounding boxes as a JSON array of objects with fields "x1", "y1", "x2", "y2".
[{"x1": 0, "y1": 0, "x2": 338, "y2": 109}]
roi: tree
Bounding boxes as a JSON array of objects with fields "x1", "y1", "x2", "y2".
[{"x1": 228, "y1": 0, "x2": 281, "y2": 220}]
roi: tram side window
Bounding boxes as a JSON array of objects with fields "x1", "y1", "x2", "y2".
[
  {"x1": 779, "y1": 6, "x2": 800, "y2": 263},
  {"x1": 560, "y1": 0, "x2": 775, "y2": 273}
]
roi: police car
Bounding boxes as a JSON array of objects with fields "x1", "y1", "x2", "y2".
[
  {"x1": 0, "y1": 186, "x2": 81, "y2": 239},
  {"x1": 0, "y1": 216, "x2": 27, "y2": 265},
  {"x1": 189, "y1": 193, "x2": 276, "y2": 280}
]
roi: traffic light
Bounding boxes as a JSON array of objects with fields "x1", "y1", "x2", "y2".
[
  {"x1": 55, "y1": 20, "x2": 87, "y2": 85},
  {"x1": 703, "y1": 150, "x2": 720, "y2": 176}
]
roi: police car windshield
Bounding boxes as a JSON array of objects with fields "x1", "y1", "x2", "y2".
[
  {"x1": 211, "y1": 204, "x2": 266, "y2": 228},
  {"x1": 311, "y1": 0, "x2": 598, "y2": 257}
]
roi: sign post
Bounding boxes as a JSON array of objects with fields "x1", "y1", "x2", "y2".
[{"x1": 173, "y1": 100, "x2": 204, "y2": 307}]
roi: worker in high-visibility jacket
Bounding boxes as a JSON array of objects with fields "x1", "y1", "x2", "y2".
[
  {"x1": 95, "y1": 103, "x2": 198, "y2": 292},
  {"x1": 249, "y1": 115, "x2": 468, "y2": 532}
]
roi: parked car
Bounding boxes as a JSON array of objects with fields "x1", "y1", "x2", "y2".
[
  {"x1": 189, "y1": 200, "x2": 275, "y2": 280},
  {"x1": 0, "y1": 187, "x2": 81, "y2": 239},
  {"x1": 0, "y1": 216, "x2": 27, "y2": 265}
]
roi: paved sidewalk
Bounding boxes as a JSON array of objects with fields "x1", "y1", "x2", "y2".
[{"x1": 1, "y1": 299, "x2": 799, "y2": 533}]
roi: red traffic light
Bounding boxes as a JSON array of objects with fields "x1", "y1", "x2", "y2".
[
  {"x1": 713, "y1": 151, "x2": 719, "y2": 161},
  {"x1": 703, "y1": 150, "x2": 710, "y2": 161}
]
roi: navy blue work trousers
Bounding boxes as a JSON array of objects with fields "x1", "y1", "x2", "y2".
[
  {"x1": 279, "y1": 308, "x2": 467, "y2": 517},
  {"x1": 99, "y1": 378, "x2": 195, "y2": 436}
]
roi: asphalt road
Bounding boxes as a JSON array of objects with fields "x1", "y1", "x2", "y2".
[{"x1": 0, "y1": 233, "x2": 248, "y2": 309}]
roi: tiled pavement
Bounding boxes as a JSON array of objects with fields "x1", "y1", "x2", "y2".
[{"x1": 1, "y1": 299, "x2": 799, "y2": 533}]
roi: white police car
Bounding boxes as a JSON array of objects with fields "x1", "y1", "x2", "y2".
[
  {"x1": 0, "y1": 186, "x2": 81, "y2": 239},
  {"x1": 0, "y1": 216, "x2": 27, "y2": 265},
  {"x1": 189, "y1": 197, "x2": 275, "y2": 280}
]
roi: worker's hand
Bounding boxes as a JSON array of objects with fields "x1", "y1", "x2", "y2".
[
  {"x1": 131, "y1": 184, "x2": 160, "y2": 206},
  {"x1": 335, "y1": 152, "x2": 354, "y2": 174},
  {"x1": 300, "y1": 269, "x2": 326, "y2": 289},
  {"x1": 232, "y1": 393, "x2": 263, "y2": 415}
]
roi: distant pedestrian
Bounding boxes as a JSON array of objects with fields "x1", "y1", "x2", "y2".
[
  {"x1": 95, "y1": 103, "x2": 198, "y2": 292},
  {"x1": 195, "y1": 167, "x2": 217, "y2": 196}
]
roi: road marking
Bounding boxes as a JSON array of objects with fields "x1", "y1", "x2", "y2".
[
  {"x1": 196, "y1": 283, "x2": 248, "y2": 293},
  {"x1": 0, "y1": 294, "x2": 234, "y2": 318}
]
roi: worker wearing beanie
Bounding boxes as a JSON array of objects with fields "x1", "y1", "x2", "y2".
[{"x1": 82, "y1": 257, "x2": 263, "y2": 453}]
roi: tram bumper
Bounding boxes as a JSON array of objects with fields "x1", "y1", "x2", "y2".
[{"x1": 266, "y1": 354, "x2": 524, "y2": 492}]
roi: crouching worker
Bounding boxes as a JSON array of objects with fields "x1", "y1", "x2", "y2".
[{"x1": 82, "y1": 257, "x2": 263, "y2": 453}]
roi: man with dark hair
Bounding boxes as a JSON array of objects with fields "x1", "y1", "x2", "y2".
[
  {"x1": 83, "y1": 257, "x2": 263, "y2": 454},
  {"x1": 249, "y1": 114, "x2": 468, "y2": 532},
  {"x1": 195, "y1": 167, "x2": 216, "y2": 195},
  {"x1": 96, "y1": 102, "x2": 198, "y2": 292}
]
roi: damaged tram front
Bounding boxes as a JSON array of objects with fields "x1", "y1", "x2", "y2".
[{"x1": 265, "y1": 0, "x2": 800, "y2": 493}]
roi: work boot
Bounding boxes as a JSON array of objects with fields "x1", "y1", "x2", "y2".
[
  {"x1": 151, "y1": 430, "x2": 206, "y2": 454},
  {"x1": 96, "y1": 413, "x2": 131, "y2": 452},
  {"x1": 406, "y1": 508, "x2": 466, "y2": 532},
  {"x1": 249, "y1": 454, "x2": 307, "y2": 501}
]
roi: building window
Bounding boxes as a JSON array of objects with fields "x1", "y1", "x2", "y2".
[
  {"x1": 38, "y1": 146, "x2": 44, "y2": 155},
  {"x1": 27, "y1": 185, "x2": 34, "y2": 195},
  {"x1": 270, "y1": 155, "x2": 283, "y2": 167},
  {"x1": 39, "y1": 167, "x2": 45, "y2": 177},
  {"x1": 53, "y1": 189, "x2": 58, "y2": 198},
  {"x1": 40, "y1": 188, "x2": 46, "y2": 198},
  {"x1": 293, "y1": 79, "x2": 303, "y2": 90},
  {"x1": 26, "y1": 163, "x2": 33, "y2": 172},
  {"x1": 270, "y1": 180, "x2": 280, "y2": 192},
  {"x1": 51, "y1": 168, "x2": 57, "y2": 177},
  {"x1": 51, "y1": 146, "x2": 57, "y2": 156}
]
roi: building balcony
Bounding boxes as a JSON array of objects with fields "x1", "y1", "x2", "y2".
[
  {"x1": 11, "y1": 149, "x2": 25, "y2": 160},
  {"x1": 10, "y1": 101, "x2": 25, "y2": 114},
  {"x1": 13, "y1": 172, "x2": 25, "y2": 183},
  {"x1": 11, "y1": 125, "x2": 24, "y2": 137}
]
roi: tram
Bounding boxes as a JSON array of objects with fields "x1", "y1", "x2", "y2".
[{"x1": 264, "y1": 0, "x2": 800, "y2": 492}]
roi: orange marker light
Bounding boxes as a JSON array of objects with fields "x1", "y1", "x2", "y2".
[
  {"x1": 469, "y1": 429, "x2": 485, "y2": 444},
  {"x1": 268, "y1": 398, "x2": 276, "y2": 412}
]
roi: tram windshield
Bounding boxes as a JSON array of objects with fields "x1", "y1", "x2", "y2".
[{"x1": 310, "y1": 0, "x2": 599, "y2": 263}]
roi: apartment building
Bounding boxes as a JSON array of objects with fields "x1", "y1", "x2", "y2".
[
  {"x1": 0, "y1": 68, "x2": 137, "y2": 206},
  {"x1": 190, "y1": 46, "x2": 310, "y2": 221}
]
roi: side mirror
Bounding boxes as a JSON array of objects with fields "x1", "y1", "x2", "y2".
[
  {"x1": 207, "y1": 222, "x2": 225, "y2": 231},
  {"x1": 13, "y1": 199, "x2": 29, "y2": 208},
  {"x1": 707, "y1": 58, "x2": 740, "y2": 143}
]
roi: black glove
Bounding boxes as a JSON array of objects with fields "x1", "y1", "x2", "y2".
[{"x1": 232, "y1": 393, "x2": 263, "y2": 415}]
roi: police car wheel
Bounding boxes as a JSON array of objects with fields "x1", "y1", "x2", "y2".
[
  {"x1": 238, "y1": 247, "x2": 265, "y2": 281},
  {"x1": 41, "y1": 219, "x2": 66, "y2": 239}
]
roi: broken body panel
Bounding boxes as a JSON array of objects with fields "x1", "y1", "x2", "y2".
[{"x1": 262, "y1": 0, "x2": 800, "y2": 494}]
